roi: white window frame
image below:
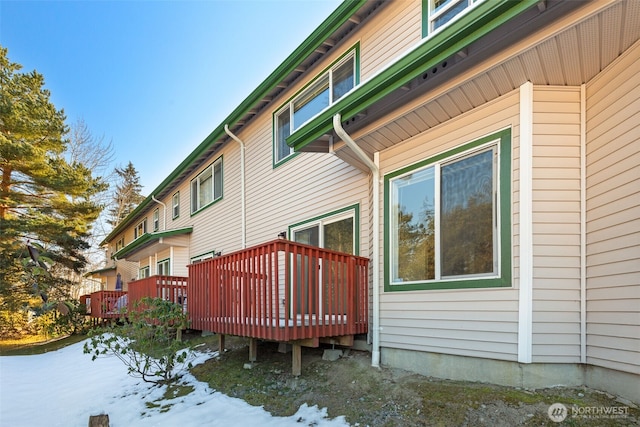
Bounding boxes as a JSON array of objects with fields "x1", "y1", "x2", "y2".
[
  {"x1": 115, "y1": 237, "x2": 125, "y2": 252},
  {"x1": 152, "y1": 208, "x2": 159, "y2": 232},
  {"x1": 387, "y1": 141, "x2": 500, "y2": 287},
  {"x1": 139, "y1": 266, "x2": 150, "y2": 279},
  {"x1": 157, "y1": 258, "x2": 170, "y2": 276},
  {"x1": 134, "y1": 218, "x2": 147, "y2": 239},
  {"x1": 191, "y1": 157, "x2": 223, "y2": 214},
  {"x1": 172, "y1": 192, "x2": 180, "y2": 219},
  {"x1": 274, "y1": 48, "x2": 357, "y2": 165},
  {"x1": 426, "y1": 0, "x2": 482, "y2": 34}
]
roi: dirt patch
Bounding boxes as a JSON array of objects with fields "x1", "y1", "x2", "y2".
[{"x1": 189, "y1": 335, "x2": 639, "y2": 426}]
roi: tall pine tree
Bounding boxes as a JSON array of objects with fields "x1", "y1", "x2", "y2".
[
  {"x1": 0, "y1": 47, "x2": 106, "y2": 329},
  {"x1": 107, "y1": 161, "x2": 145, "y2": 228}
]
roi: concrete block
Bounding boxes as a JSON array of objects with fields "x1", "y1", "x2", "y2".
[
  {"x1": 322, "y1": 349, "x2": 343, "y2": 361},
  {"x1": 278, "y1": 343, "x2": 292, "y2": 353}
]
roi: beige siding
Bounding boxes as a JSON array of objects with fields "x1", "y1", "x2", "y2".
[
  {"x1": 172, "y1": 248, "x2": 190, "y2": 277},
  {"x1": 378, "y1": 90, "x2": 521, "y2": 361},
  {"x1": 585, "y1": 40, "x2": 640, "y2": 375},
  {"x1": 358, "y1": 0, "x2": 421, "y2": 80},
  {"x1": 531, "y1": 86, "x2": 582, "y2": 363}
]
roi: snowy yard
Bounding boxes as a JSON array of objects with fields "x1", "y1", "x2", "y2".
[{"x1": 0, "y1": 339, "x2": 349, "y2": 427}]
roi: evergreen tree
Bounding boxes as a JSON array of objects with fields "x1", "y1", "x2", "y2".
[
  {"x1": 0, "y1": 47, "x2": 105, "y2": 334},
  {"x1": 107, "y1": 161, "x2": 145, "y2": 228}
]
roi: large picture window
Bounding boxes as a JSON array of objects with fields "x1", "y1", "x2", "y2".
[
  {"x1": 191, "y1": 157, "x2": 222, "y2": 214},
  {"x1": 274, "y1": 47, "x2": 359, "y2": 165},
  {"x1": 385, "y1": 129, "x2": 511, "y2": 290}
]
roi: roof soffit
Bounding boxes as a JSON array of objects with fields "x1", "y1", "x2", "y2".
[{"x1": 304, "y1": 0, "x2": 640, "y2": 164}]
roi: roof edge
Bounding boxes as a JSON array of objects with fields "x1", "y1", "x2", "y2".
[
  {"x1": 102, "y1": 0, "x2": 367, "y2": 245},
  {"x1": 288, "y1": 0, "x2": 538, "y2": 150}
]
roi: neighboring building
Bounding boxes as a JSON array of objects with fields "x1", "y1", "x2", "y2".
[{"x1": 99, "y1": 0, "x2": 639, "y2": 402}]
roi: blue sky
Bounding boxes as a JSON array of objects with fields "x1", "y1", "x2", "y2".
[{"x1": 1, "y1": 0, "x2": 342, "y2": 192}]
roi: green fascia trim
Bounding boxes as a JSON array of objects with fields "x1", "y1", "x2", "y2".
[
  {"x1": 383, "y1": 128, "x2": 512, "y2": 292},
  {"x1": 101, "y1": 0, "x2": 368, "y2": 246},
  {"x1": 113, "y1": 227, "x2": 193, "y2": 259},
  {"x1": 287, "y1": 203, "x2": 361, "y2": 255},
  {"x1": 289, "y1": 0, "x2": 537, "y2": 151}
]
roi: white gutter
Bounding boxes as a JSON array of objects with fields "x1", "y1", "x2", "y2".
[
  {"x1": 333, "y1": 113, "x2": 381, "y2": 368},
  {"x1": 224, "y1": 124, "x2": 247, "y2": 249},
  {"x1": 580, "y1": 84, "x2": 586, "y2": 363},
  {"x1": 151, "y1": 195, "x2": 167, "y2": 231}
]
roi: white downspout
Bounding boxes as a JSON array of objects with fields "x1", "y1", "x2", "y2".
[
  {"x1": 333, "y1": 114, "x2": 381, "y2": 368},
  {"x1": 151, "y1": 195, "x2": 167, "y2": 231},
  {"x1": 224, "y1": 124, "x2": 247, "y2": 249},
  {"x1": 580, "y1": 84, "x2": 587, "y2": 364},
  {"x1": 518, "y1": 81, "x2": 534, "y2": 364}
]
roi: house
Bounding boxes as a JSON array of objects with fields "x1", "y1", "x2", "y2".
[{"x1": 93, "y1": 0, "x2": 639, "y2": 403}]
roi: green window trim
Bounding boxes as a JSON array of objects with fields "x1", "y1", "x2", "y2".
[
  {"x1": 288, "y1": 204, "x2": 360, "y2": 255},
  {"x1": 190, "y1": 250, "x2": 217, "y2": 264},
  {"x1": 422, "y1": 0, "x2": 484, "y2": 38},
  {"x1": 384, "y1": 128, "x2": 511, "y2": 292},
  {"x1": 190, "y1": 156, "x2": 223, "y2": 216},
  {"x1": 157, "y1": 258, "x2": 170, "y2": 276},
  {"x1": 273, "y1": 43, "x2": 361, "y2": 168}
]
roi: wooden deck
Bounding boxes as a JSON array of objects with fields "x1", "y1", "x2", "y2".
[
  {"x1": 84, "y1": 290, "x2": 128, "y2": 319},
  {"x1": 83, "y1": 239, "x2": 369, "y2": 374},
  {"x1": 128, "y1": 275, "x2": 188, "y2": 312},
  {"x1": 188, "y1": 239, "x2": 369, "y2": 374}
]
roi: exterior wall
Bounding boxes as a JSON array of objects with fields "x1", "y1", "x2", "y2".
[
  {"x1": 585, "y1": 40, "x2": 640, "y2": 376},
  {"x1": 378, "y1": 89, "x2": 521, "y2": 362},
  {"x1": 531, "y1": 86, "x2": 582, "y2": 363},
  {"x1": 357, "y1": 0, "x2": 421, "y2": 81}
]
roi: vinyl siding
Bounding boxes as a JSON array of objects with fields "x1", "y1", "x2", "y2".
[
  {"x1": 378, "y1": 90, "x2": 520, "y2": 362},
  {"x1": 358, "y1": 0, "x2": 421, "y2": 80},
  {"x1": 585, "y1": 40, "x2": 640, "y2": 375},
  {"x1": 531, "y1": 86, "x2": 582, "y2": 363}
]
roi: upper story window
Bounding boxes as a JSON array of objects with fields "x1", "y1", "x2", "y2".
[
  {"x1": 191, "y1": 157, "x2": 222, "y2": 214},
  {"x1": 152, "y1": 208, "x2": 160, "y2": 232},
  {"x1": 134, "y1": 218, "x2": 147, "y2": 239},
  {"x1": 424, "y1": 0, "x2": 481, "y2": 35},
  {"x1": 274, "y1": 47, "x2": 359, "y2": 166},
  {"x1": 115, "y1": 237, "x2": 125, "y2": 252},
  {"x1": 172, "y1": 192, "x2": 180, "y2": 219}
]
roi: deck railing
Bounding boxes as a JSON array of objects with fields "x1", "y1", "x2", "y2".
[
  {"x1": 87, "y1": 290, "x2": 128, "y2": 319},
  {"x1": 128, "y1": 275, "x2": 188, "y2": 312},
  {"x1": 188, "y1": 239, "x2": 369, "y2": 342}
]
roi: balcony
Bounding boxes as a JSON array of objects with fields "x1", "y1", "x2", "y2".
[{"x1": 84, "y1": 290, "x2": 128, "y2": 319}]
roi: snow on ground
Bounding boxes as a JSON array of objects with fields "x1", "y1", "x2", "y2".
[{"x1": 0, "y1": 339, "x2": 349, "y2": 427}]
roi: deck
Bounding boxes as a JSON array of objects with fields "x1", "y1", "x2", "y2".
[
  {"x1": 188, "y1": 239, "x2": 369, "y2": 374},
  {"x1": 83, "y1": 239, "x2": 369, "y2": 374}
]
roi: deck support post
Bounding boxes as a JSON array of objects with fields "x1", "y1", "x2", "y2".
[
  {"x1": 248, "y1": 337, "x2": 257, "y2": 362},
  {"x1": 292, "y1": 344, "x2": 302, "y2": 376},
  {"x1": 218, "y1": 334, "x2": 225, "y2": 353}
]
